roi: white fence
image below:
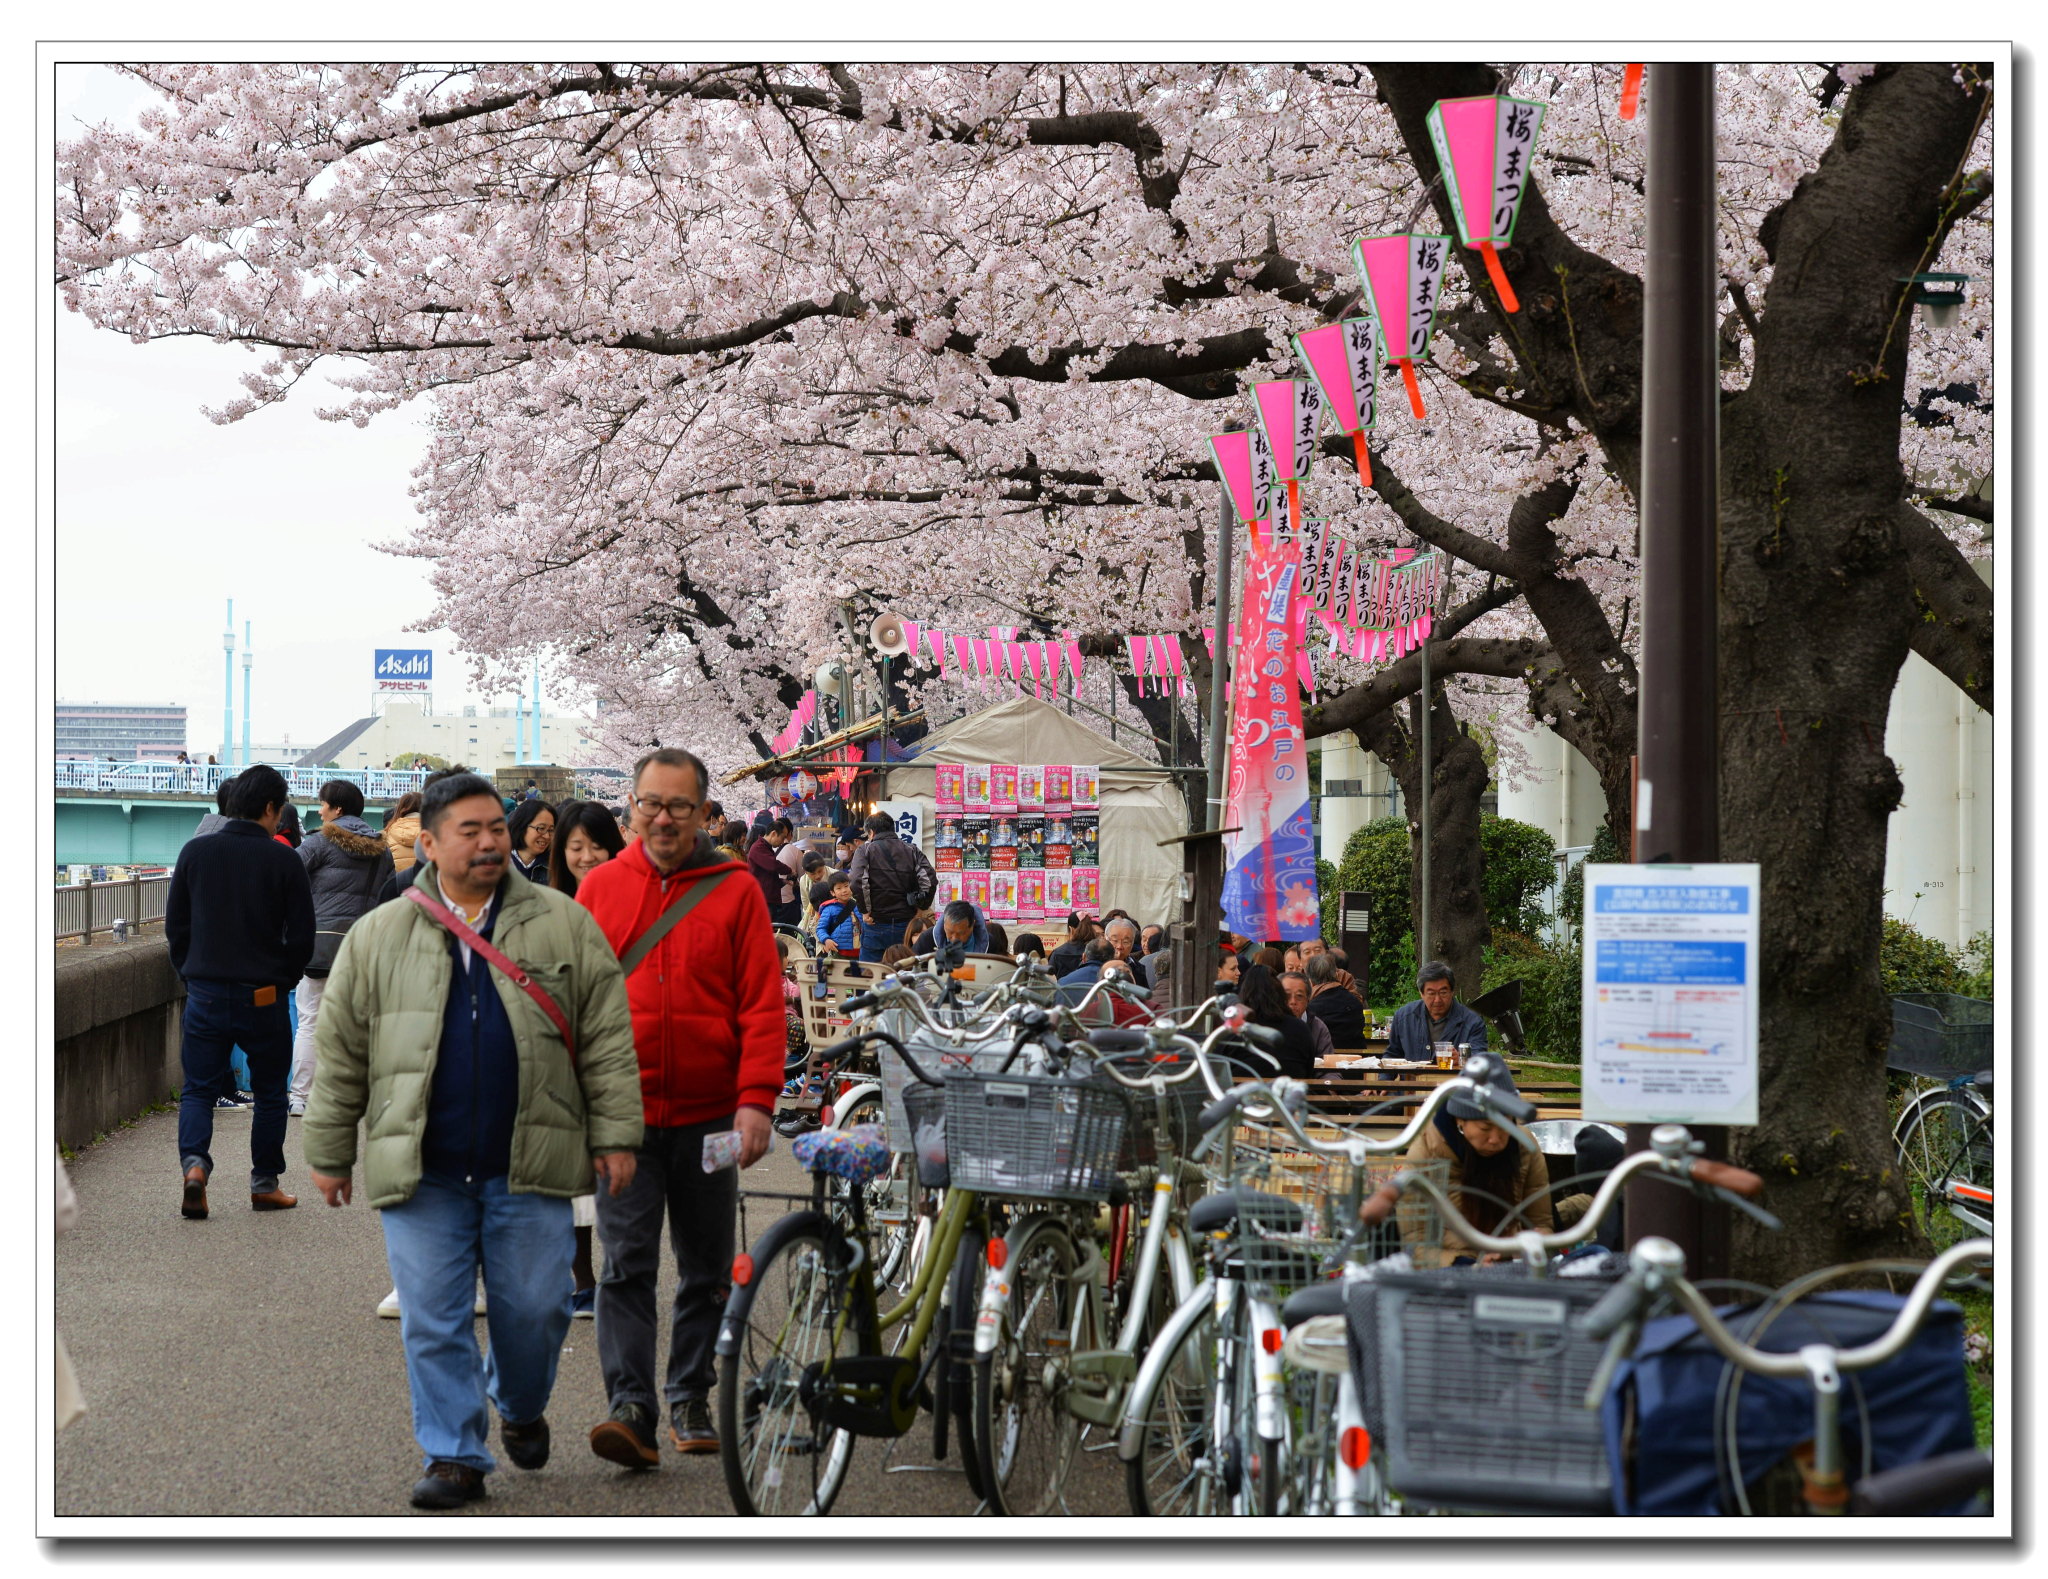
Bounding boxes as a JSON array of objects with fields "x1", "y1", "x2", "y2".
[
  {"x1": 56, "y1": 874, "x2": 173, "y2": 943},
  {"x1": 56, "y1": 762, "x2": 432, "y2": 800}
]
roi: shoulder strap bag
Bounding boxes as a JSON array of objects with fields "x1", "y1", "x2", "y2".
[
  {"x1": 618, "y1": 868, "x2": 740, "y2": 978},
  {"x1": 404, "y1": 885, "x2": 577, "y2": 1064}
]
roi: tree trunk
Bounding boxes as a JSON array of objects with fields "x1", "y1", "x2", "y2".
[
  {"x1": 1716, "y1": 63, "x2": 1989, "y2": 1283},
  {"x1": 1353, "y1": 685, "x2": 1491, "y2": 1001}
]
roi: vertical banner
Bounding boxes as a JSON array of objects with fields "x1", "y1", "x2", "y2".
[
  {"x1": 1043, "y1": 765, "x2": 1073, "y2": 816},
  {"x1": 935, "y1": 813, "x2": 964, "y2": 873},
  {"x1": 1222, "y1": 534, "x2": 1323, "y2": 942}
]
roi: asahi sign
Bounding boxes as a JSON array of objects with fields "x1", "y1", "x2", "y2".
[{"x1": 375, "y1": 649, "x2": 433, "y2": 693}]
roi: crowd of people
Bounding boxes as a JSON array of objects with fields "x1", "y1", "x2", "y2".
[{"x1": 158, "y1": 752, "x2": 1499, "y2": 1510}]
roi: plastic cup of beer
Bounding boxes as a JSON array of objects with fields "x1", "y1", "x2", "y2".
[{"x1": 1432, "y1": 1040, "x2": 1457, "y2": 1070}]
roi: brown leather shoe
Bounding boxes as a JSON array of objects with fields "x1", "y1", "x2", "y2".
[
  {"x1": 181, "y1": 1166, "x2": 208, "y2": 1220},
  {"x1": 251, "y1": 1189, "x2": 298, "y2": 1211},
  {"x1": 410, "y1": 1460, "x2": 487, "y2": 1509}
]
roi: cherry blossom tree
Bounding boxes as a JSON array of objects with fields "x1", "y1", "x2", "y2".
[{"x1": 58, "y1": 60, "x2": 1993, "y2": 1276}]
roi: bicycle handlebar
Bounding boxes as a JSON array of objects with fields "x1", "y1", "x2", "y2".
[{"x1": 1848, "y1": 1449, "x2": 1993, "y2": 1516}]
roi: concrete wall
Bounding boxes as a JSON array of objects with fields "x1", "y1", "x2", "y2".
[
  {"x1": 334, "y1": 702, "x2": 589, "y2": 772},
  {"x1": 54, "y1": 937, "x2": 186, "y2": 1152},
  {"x1": 1317, "y1": 730, "x2": 1403, "y2": 865},
  {"x1": 1494, "y1": 720, "x2": 1612, "y2": 853}
]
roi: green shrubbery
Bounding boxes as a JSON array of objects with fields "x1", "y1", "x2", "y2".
[
  {"x1": 1480, "y1": 930, "x2": 1583, "y2": 1062},
  {"x1": 1881, "y1": 917, "x2": 1994, "y2": 1000}
]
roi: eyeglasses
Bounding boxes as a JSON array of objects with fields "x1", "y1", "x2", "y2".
[{"x1": 631, "y1": 793, "x2": 700, "y2": 822}]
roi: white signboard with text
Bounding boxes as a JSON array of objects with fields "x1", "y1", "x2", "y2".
[
  {"x1": 874, "y1": 800, "x2": 923, "y2": 848},
  {"x1": 1581, "y1": 863, "x2": 1761, "y2": 1126}
]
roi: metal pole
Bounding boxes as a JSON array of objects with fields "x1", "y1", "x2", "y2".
[
  {"x1": 533, "y1": 657, "x2": 542, "y2": 760},
  {"x1": 222, "y1": 600, "x2": 234, "y2": 767},
  {"x1": 1626, "y1": 61, "x2": 1726, "y2": 1276},
  {"x1": 1417, "y1": 600, "x2": 1431, "y2": 969},
  {"x1": 1204, "y1": 485, "x2": 1235, "y2": 832},
  {"x1": 240, "y1": 621, "x2": 252, "y2": 767}
]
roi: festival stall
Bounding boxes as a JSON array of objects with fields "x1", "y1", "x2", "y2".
[{"x1": 879, "y1": 695, "x2": 1187, "y2": 929}]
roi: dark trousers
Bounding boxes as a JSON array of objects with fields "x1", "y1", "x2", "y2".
[
  {"x1": 178, "y1": 979, "x2": 292, "y2": 1192},
  {"x1": 770, "y1": 899, "x2": 802, "y2": 927},
  {"x1": 594, "y1": 1115, "x2": 738, "y2": 1414}
]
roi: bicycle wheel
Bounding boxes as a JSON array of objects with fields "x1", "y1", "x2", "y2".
[
  {"x1": 1894, "y1": 1088, "x2": 1993, "y2": 1255},
  {"x1": 718, "y1": 1212, "x2": 867, "y2": 1515},
  {"x1": 974, "y1": 1217, "x2": 1081, "y2": 1515},
  {"x1": 946, "y1": 1221, "x2": 990, "y2": 1501},
  {"x1": 1125, "y1": 1291, "x2": 1225, "y2": 1514}
]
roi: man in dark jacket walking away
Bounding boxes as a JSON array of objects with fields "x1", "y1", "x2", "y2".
[
  {"x1": 576, "y1": 748, "x2": 785, "y2": 1466},
  {"x1": 847, "y1": 810, "x2": 937, "y2": 962},
  {"x1": 164, "y1": 764, "x2": 315, "y2": 1218},
  {"x1": 289, "y1": 779, "x2": 397, "y2": 1116},
  {"x1": 747, "y1": 817, "x2": 800, "y2": 926}
]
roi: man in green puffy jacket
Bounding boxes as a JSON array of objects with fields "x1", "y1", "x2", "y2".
[{"x1": 304, "y1": 773, "x2": 643, "y2": 1510}]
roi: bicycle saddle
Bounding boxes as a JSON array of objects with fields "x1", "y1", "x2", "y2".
[
  {"x1": 1187, "y1": 1188, "x2": 1305, "y2": 1237},
  {"x1": 1973, "y1": 1070, "x2": 1993, "y2": 1096},
  {"x1": 1280, "y1": 1281, "x2": 1347, "y2": 1326}
]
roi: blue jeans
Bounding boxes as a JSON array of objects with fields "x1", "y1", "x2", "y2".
[
  {"x1": 380, "y1": 1171, "x2": 574, "y2": 1472},
  {"x1": 178, "y1": 980, "x2": 291, "y2": 1191},
  {"x1": 859, "y1": 920, "x2": 907, "y2": 962}
]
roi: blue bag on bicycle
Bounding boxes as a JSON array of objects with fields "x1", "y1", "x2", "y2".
[{"x1": 1601, "y1": 1290, "x2": 1977, "y2": 1515}]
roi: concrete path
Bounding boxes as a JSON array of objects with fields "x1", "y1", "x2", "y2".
[{"x1": 54, "y1": 1108, "x2": 1130, "y2": 1519}]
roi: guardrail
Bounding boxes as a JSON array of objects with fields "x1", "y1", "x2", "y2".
[
  {"x1": 55, "y1": 762, "x2": 433, "y2": 800},
  {"x1": 56, "y1": 874, "x2": 173, "y2": 944}
]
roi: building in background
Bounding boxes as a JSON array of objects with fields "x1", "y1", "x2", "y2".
[
  {"x1": 294, "y1": 702, "x2": 590, "y2": 772},
  {"x1": 56, "y1": 701, "x2": 187, "y2": 761}
]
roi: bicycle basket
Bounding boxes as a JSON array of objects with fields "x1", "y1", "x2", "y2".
[
  {"x1": 1094, "y1": 1059, "x2": 1207, "y2": 1170},
  {"x1": 899, "y1": 1080, "x2": 949, "y2": 1189},
  {"x1": 942, "y1": 1070, "x2": 1129, "y2": 1203},
  {"x1": 874, "y1": 1009, "x2": 1012, "y2": 1153},
  {"x1": 1887, "y1": 993, "x2": 1993, "y2": 1081},
  {"x1": 1223, "y1": 1154, "x2": 1447, "y2": 1294},
  {"x1": 1355, "y1": 1263, "x2": 1620, "y2": 1514}
]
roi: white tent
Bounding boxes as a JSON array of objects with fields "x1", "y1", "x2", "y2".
[{"x1": 879, "y1": 695, "x2": 1189, "y2": 930}]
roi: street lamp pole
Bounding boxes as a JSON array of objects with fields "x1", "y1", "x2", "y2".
[
  {"x1": 1204, "y1": 481, "x2": 1235, "y2": 832},
  {"x1": 1626, "y1": 60, "x2": 1728, "y2": 1277}
]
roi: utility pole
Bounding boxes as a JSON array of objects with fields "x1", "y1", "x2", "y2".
[
  {"x1": 532, "y1": 656, "x2": 542, "y2": 761},
  {"x1": 1417, "y1": 588, "x2": 1432, "y2": 970},
  {"x1": 1626, "y1": 61, "x2": 1728, "y2": 1278}
]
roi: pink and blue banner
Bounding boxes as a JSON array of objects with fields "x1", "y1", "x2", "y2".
[{"x1": 1222, "y1": 533, "x2": 1322, "y2": 943}]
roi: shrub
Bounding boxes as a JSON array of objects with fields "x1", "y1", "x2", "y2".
[
  {"x1": 1957, "y1": 931, "x2": 1994, "y2": 1001},
  {"x1": 1481, "y1": 930, "x2": 1583, "y2": 1062},
  {"x1": 1880, "y1": 916, "x2": 1962, "y2": 994},
  {"x1": 1482, "y1": 815, "x2": 1558, "y2": 937},
  {"x1": 1559, "y1": 821, "x2": 1624, "y2": 933}
]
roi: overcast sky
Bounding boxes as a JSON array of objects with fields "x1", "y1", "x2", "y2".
[{"x1": 54, "y1": 64, "x2": 564, "y2": 759}]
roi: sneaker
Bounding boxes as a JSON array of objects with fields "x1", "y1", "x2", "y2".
[
  {"x1": 377, "y1": 1288, "x2": 401, "y2": 1319},
  {"x1": 589, "y1": 1402, "x2": 659, "y2": 1469},
  {"x1": 410, "y1": 1459, "x2": 487, "y2": 1509},
  {"x1": 500, "y1": 1414, "x2": 551, "y2": 1471},
  {"x1": 774, "y1": 1111, "x2": 820, "y2": 1139},
  {"x1": 214, "y1": 1094, "x2": 245, "y2": 1110},
  {"x1": 670, "y1": 1398, "x2": 718, "y2": 1455},
  {"x1": 780, "y1": 1078, "x2": 805, "y2": 1099},
  {"x1": 571, "y1": 1286, "x2": 596, "y2": 1320},
  {"x1": 288, "y1": 1101, "x2": 306, "y2": 1118}
]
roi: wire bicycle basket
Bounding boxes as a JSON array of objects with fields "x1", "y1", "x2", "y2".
[
  {"x1": 1887, "y1": 993, "x2": 1992, "y2": 1082},
  {"x1": 942, "y1": 1069, "x2": 1129, "y2": 1204}
]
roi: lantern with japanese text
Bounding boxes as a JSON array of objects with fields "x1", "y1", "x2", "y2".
[
  {"x1": 1252, "y1": 378, "x2": 1322, "y2": 538},
  {"x1": 1425, "y1": 93, "x2": 1547, "y2": 313},
  {"x1": 1294, "y1": 317, "x2": 1379, "y2": 489},
  {"x1": 1207, "y1": 428, "x2": 1268, "y2": 529},
  {"x1": 1350, "y1": 233, "x2": 1448, "y2": 420}
]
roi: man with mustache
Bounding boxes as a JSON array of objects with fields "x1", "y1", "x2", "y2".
[{"x1": 303, "y1": 772, "x2": 644, "y2": 1509}]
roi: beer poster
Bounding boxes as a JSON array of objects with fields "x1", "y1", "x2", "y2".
[
  {"x1": 935, "y1": 763, "x2": 964, "y2": 813},
  {"x1": 1017, "y1": 867, "x2": 1045, "y2": 921},
  {"x1": 990, "y1": 812, "x2": 1019, "y2": 871},
  {"x1": 1044, "y1": 866, "x2": 1073, "y2": 915},
  {"x1": 963, "y1": 869, "x2": 991, "y2": 911},
  {"x1": 988, "y1": 868, "x2": 1018, "y2": 921},
  {"x1": 990, "y1": 763, "x2": 1019, "y2": 816},
  {"x1": 934, "y1": 812, "x2": 964, "y2": 873},
  {"x1": 1017, "y1": 763, "x2": 1046, "y2": 812},
  {"x1": 1072, "y1": 765, "x2": 1101, "y2": 810},
  {"x1": 1044, "y1": 814, "x2": 1073, "y2": 869},
  {"x1": 1074, "y1": 867, "x2": 1100, "y2": 915},
  {"x1": 961, "y1": 814, "x2": 991, "y2": 871},
  {"x1": 1043, "y1": 764, "x2": 1073, "y2": 815},
  {"x1": 935, "y1": 870, "x2": 963, "y2": 911},
  {"x1": 1070, "y1": 811, "x2": 1099, "y2": 867},
  {"x1": 1017, "y1": 813, "x2": 1045, "y2": 870},
  {"x1": 963, "y1": 763, "x2": 992, "y2": 812}
]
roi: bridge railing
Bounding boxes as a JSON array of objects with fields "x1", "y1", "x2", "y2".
[
  {"x1": 55, "y1": 762, "x2": 434, "y2": 800},
  {"x1": 56, "y1": 874, "x2": 173, "y2": 943}
]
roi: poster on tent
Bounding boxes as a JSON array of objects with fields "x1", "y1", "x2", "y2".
[
  {"x1": 1017, "y1": 764, "x2": 1046, "y2": 813},
  {"x1": 935, "y1": 870, "x2": 963, "y2": 911},
  {"x1": 1044, "y1": 866, "x2": 1073, "y2": 916},
  {"x1": 991, "y1": 812, "x2": 1019, "y2": 871},
  {"x1": 1073, "y1": 867, "x2": 1101, "y2": 917},
  {"x1": 1044, "y1": 813, "x2": 1073, "y2": 869},
  {"x1": 990, "y1": 764, "x2": 1019, "y2": 816},
  {"x1": 936, "y1": 763, "x2": 964, "y2": 813},
  {"x1": 1070, "y1": 811, "x2": 1100, "y2": 868},
  {"x1": 962, "y1": 813, "x2": 991, "y2": 871},
  {"x1": 1072, "y1": 766, "x2": 1100, "y2": 810},
  {"x1": 1222, "y1": 533, "x2": 1323, "y2": 942},
  {"x1": 963, "y1": 764, "x2": 992, "y2": 813},
  {"x1": 1044, "y1": 765, "x2": 1073, "y2": 816},
  {"x1": 962, "y1": 870, "x2": 991, "y2": 913},
  {"x1": 1018, "y1": 813, "x2": 1045, "y2": 871},
  {"x1": 1018, "y1": 867, "x2": 1045, "y2": 921},
  {"x1": 988, "y1": 868, "x2": 1019, "y2": 922},
  {"x1": 934, "y1": 812, "x2": 964, "y2": 872}
]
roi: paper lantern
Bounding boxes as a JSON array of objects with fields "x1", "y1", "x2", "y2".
[
  {"x1": 1351, "y1": 233, "x2": 1449, "y2": 420},
  {"x1": 767, "y1": 774, "x2": 790, "y2": 807},
  {"x1": 1206, "y1": 429, "x2": 1266, "y2": 528},
  {"x1": 789, "y1": 769, "x2": 819, "y2": 802},
  {"x1": 1251, "y1": 378, "x2": 1323, "y2": 535},
  {"x1": 1294, "y1": 318, "x2": 1379, "y2": 489},
  {"x1": 1425, "y1": 93, "x2": 1547, "y2": 312}
]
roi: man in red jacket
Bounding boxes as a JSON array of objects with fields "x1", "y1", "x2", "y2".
[{"x1": 574, "y1": 747, "x2": 782, "y2": 1467}]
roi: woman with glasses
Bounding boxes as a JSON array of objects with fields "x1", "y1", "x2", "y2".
[{"x1": 506, "y1": 798, "x2": 556, "y2": 886}]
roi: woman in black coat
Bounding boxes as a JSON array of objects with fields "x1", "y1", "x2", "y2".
[
  {"x1": 506, "y1": 797, "x2": 556, "y2": 886},
  {"x1": 1236, "y1": 964, "x2": 1319, "y2": 1080}
]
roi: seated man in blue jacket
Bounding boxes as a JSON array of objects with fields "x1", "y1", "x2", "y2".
[{"x1": 1387, "y1": 960, "x2": 1490, "y2": 1063}]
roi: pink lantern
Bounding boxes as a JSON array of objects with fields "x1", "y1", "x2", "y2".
[
  {"x1": 1294, "y1": 319, "x2": 1379, "y2": 490},
  {"x1": 1425, "y1": 93, "x2": 1548, "y2": 313},
  {"x1": 1252, "y1": 378, "x2": 1322, "y2": 537},
  {"x1": 1350, "y1": 233, "x2": 1449, "y2": 419},
  {"x1": 1206, "y1": 429, "x2": 1264, "y2": 528}
]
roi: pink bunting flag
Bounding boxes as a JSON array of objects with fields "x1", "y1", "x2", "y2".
[
  {"x1": 1125, "y1": 636, "x2": 1149, "y2": 689},
  {"x1": 952, "y1": 632, "x2": 975, "y2": 677},
  {"x1": 1162, "y1": 634, "x2": 1187, "y2": 696},
  {"x1": 901, "y1": 618, "x2": 921, "y2": 659},
  {"x1": 1022, "y1": 642, "x2": 1044, "y2": 698},
  {"x1": 1206, "y1": 431, "x2": 1263, "y2": 526},
  {"x1": 970, "y1": 638, "x2": 992, "y2": 689},
  {"x1": 1062, "y1": 632, "x2": 1084, "y2": 681},
  {"x1": 1042, "y1": 640, "x2": 1062, "y2": 694},
  {"x1": 928, "y1": 628, "x2": 947, "y2": 672},
  {"x1": 1006, "y1": 642, "x2": 1026, "y2": 687}
]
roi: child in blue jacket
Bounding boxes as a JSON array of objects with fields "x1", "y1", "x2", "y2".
[{"x1": 816, "y1": 873, "x2": 861, "y2": 954}]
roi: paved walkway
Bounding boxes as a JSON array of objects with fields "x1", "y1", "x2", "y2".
[{"x1": 54, "y1": 1107, "x2": 1127, "y2": 1518}]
